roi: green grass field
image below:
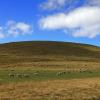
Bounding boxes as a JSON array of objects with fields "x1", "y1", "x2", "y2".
[{"x1": 0, "y1": 69, "x2": 100, "y2": 83}]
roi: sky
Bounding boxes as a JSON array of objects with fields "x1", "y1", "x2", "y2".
[{"x1": 0, "y1": 0, "x2": 100, "y2": 46}]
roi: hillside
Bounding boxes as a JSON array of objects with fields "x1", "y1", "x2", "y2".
[
  {"x1": 0, "y1": 41, "x2": 100, "y2": 68},
  {"x1": 0, "y1": 41, "x2": 100, "y2": 57}
]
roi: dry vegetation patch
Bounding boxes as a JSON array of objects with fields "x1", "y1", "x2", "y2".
[{"x1": 0, "y1": 78, "x2": 100, "y2": 100}]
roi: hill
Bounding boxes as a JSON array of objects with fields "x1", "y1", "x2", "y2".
[
  {"x1": 0, "y1": 41, "x2": 100, "y2": 68},
  {"x1": 0, "y1": 41, "x2": 100, "y2": 100}
]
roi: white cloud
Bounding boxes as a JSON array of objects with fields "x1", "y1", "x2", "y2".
[
  {"x1": 73, "y1": 24, "x2": 100, "y2": 38},
  {"x1": 40, "y1": 0, "x2": 66, "y2": 10},
  {"x1": 41, "y1": 0, "x2": 100, "y2": 10},
  {"x1": 6, "y1": 21, "x2": 33, "y2": 37},
  {"x1": 0, "y1": 27, "x2": 5, "y2": 39},
  {"x1": 0, "y1": 21, "x2": 33, "y2": 39},
  {"x1": 39, "y1": 7, "x2": 100, "y2": 38},
  {"x1": 40, "y1": 0, "x2": 83, "y2": 11},
  {"x1": 17, "y1": 22, "x2": 32, "y2": 33}
]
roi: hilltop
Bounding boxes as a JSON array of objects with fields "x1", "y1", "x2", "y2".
[{"x1": 0, "y1": 41, "x2": 100, "y2": 68}]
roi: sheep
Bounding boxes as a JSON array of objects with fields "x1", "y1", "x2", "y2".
[
  {"x1": 56, "y1": 71, "x2": 66, "y2": 76},
  {"x1": 23, "y1": 74, "x2": 30, "y2": 78},
  {"x1": 16, "y1": 74, "x2": 23, "y2": 78},
  {"x1": 9, "y1": 74, "x2": 15, "y2": 78},
  {"x1": 34, "y1": 72, "x2": 39, "y2": 76},
  {"x1": 56, "y1": 72, "x2": 61, "y2": 76},
  {"x1": 11, "y1": 69, "x2": 15, "y2": 71}
]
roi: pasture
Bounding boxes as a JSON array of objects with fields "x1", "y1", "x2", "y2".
[
  {"x1": 0, "y1": 41, "x2": 100, "y2": 99},
  {"x1": 1, "y1": 78, "x2": 100, "y2": 100},
  {"x1": 0, "y1": 61, "x2": 100, "y2": 100},
  {"x1": 0, "y1": 61, "x2": 100, "y2": 99},
  {"x1": 0, "y1": 69, "x2": 100, "y2": 83}
]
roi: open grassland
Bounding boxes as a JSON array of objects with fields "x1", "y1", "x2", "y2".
[
  {"x1": 0, "y1": 67, "x2": 100, "y2": 83},
  {"x1": 0, "y1": 41, "x2": 100, "y2": 99},
  {"x1": 1, "y1": 78, "x2": 100, "y2": 100},
  {"x1": 0, "y1": 62, "x2": 100, "y2": 100}
]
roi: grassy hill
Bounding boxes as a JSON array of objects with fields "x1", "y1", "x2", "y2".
[
  {"x1": 0, "y1": 41, "x2": 100, "y2": 68},
  {"x1": 0, "y1": 41, "x2": 100, "y2": 100},
  {"x1": 0, "y1": 41, "x2": 100, "y2": 57}
]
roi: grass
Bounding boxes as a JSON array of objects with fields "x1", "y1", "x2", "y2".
[
  {"x1": 0, "y1": 69, "x2": 100, "y2": 83},
  {"x1": 0, "y1": 41, "x2": 100, "y2": 99},
  {"x1": 1, "y1": 78, "x2": 100, "y2": 100},
  {"x1": 0, "y1": 41, "x2": 100, "y2": 63}
]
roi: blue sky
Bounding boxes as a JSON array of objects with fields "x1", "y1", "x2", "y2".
[{"x1": 0, "y1": 0, "x2": 100, "y2": 46}]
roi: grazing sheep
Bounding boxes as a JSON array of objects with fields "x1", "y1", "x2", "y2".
[
  {"x1": 34, "y1": 72, "x2": 39, "y2": 76},
  {"x1": 17, "y1": 74, "x2": 23, "y2": 78},
  {"x1": 56, "y1": 71, "x2": 66, "y2": 76},
  {"x1": 9, "y1": 74, "x2": 15, "y2": 78},
  {"x1": 62, "y1": 71, "x2": 66, "y2": 75},
  {"x1": 23, "y1": 74, "x2": 30, "y2": 78},
  {"x1": 56, "y1": 72, "x2": 61, "y2": 76},
  {"x1": 11, "y1": 69, "x2": 15, "y2": 71}
]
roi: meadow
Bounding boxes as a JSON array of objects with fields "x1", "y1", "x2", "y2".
[
  {"x1": 1, "y1": 77, "x2": 100, "y2": 100},
  {"x1": 0, "y1": 61, "x2": 100, "y2": 100},
  {"x1": 0, "y1": 41, "x2": 100, "y2": 100},
  {"x1": 0, "y1": 68, "x2": 100, "y2": 83}
]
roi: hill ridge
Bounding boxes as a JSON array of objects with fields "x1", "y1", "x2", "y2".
[{"x1": 0, "y1": 41, "x2": 100, "y2": 67}]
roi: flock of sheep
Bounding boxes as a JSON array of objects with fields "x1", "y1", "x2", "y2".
[
  {"x1": 8, "y1": 69, "x2": 93, "y2": 78},
  {"x1": 9, "y1": 71, "x2": 39, "y2": 78},
  {"x1": 56, "y1": 69, "x2": 93, "y2": 76}
]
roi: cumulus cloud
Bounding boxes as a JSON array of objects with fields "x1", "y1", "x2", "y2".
[
  {"x1": 41, "y1": 0, "x2": 100, "y2": 10},
  {"x1": 39, "y1": 7, "x2": 100, "y2": 38},
  {"x1": 73, "y1": 24, "x2": 100, "y2": 38},
  {"x1": 40, "y1": 0, "x2": 66, "y2": 10},
  {"x1": 39, "y1": 0, "x2": 100, "y2": 38},
  {"x1": 0, "y1": 27, "x2": 5, "y2": 38},
  {"x1": 6, "y1": 21, "x2": 33, "y2": 37},
  {"x1": 0, "y1": 21, "x2": 33, "y2": 39},
  {"x1": 40, "y1": 0, "x2": 84, "y2": 11}
]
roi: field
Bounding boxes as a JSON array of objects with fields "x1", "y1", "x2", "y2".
[
  {"x1": 0, "y1": 61, "x2": 100, "y2": 100},
  {"x1": 0, "y1": 62, "x2": 100, "y2": 83},
  {"x1": 0, "y1": 41, "x2": 100, "y2": 100},
  {"x1": 1, "y1": 78, "x2": 100, "y2": 100}
]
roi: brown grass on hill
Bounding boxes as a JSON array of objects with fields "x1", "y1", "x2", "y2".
[
  {"x1": 0, "y1": 41, "x2": 100, "y2": 67},
  {"x1": 0, "y1": 60, "x2": 100, "y2": 71},
  {"x1": 0, "y1": 78, "x2": 100, "y2": 100}
]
